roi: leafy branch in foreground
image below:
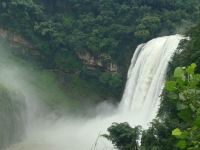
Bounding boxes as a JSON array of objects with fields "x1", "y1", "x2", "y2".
[{"x1": 165, "y1": 63, "x2": 200, "y2": 149}]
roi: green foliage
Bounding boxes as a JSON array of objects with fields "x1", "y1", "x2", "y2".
[
  {"x1": 0, "y1": 0, "x2": 43, "y2": 34},
  {"x1": 103, "y1": 123, "x2": 141, "y2": 150},
  {"x1": 172, "y1": 128, "x2": 182, "y2": 136},
  {"x1": 54, "y1": 51, "x2": 81, "y2": 72},
  {"x1": 140, "y1": 118, "x2": 179, "y2": 150},
  {"x1": 170, "y1": 21, "x2": 200, "y2": 73},
  {"x1": 99, "y1": 73, "x2": 122, "y2": 88},
  {"x1": 164, "y1": 64, "x2": 200, "y2": 149}
]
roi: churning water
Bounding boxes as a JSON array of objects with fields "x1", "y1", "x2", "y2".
[{"x1": 1, "y1": 35, "x2": 183, "y2": 150}]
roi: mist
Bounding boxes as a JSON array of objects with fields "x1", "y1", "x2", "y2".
[
  {"x1": 1, "y1": 35, "x2": 183, "y2": 150},
  {"x1": 0, "y1": 41, "x2": 117, "y2": 150},
  {"x1": 0, "y1": 41, "x2": 142, "y2": 150}
]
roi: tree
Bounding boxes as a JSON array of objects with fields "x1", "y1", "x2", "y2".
[{"x1": 103, "y1": 123, "x2": 141, "y2": 150}]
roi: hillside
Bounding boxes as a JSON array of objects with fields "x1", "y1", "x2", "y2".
[{"x1": 0, "y1": 0, "x2": 199, "y2": 100}]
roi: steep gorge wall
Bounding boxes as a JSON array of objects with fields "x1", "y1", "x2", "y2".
[{"x1": 0, "y1": 28, "x2": 123, "y2": 101}]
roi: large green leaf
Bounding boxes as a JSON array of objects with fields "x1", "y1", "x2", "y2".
[
  {"x1": 165, "y1": 81, "x2": 177, "y2": 91},
  {"x1": 186, "y1": 63, "x2": 197, "y2": 74},
  {"x1": 172, "y1": 128, "x2": 182, "y2": 136},
  {"x1": 174, "y1": 67, "x2": 185, "y2": 81}
]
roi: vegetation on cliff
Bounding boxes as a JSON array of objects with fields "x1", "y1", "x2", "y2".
[
  {"x1": 0, "y1": 0, "x2": 199, "y2": 98},
  {"x1": 171, "y1": 21, "x2": 200, "y2": 73}
]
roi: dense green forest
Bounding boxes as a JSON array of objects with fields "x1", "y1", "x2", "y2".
[{"x1": 0, "y1": 0, "x2": 199, "y2": 99}]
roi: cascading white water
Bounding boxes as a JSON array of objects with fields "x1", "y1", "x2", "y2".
[
  {"x1": 3, "y1": 35, "x2": 183, "y2": 150},
  {"x1": 119, "y1": 34, "x2": 184, "y2": 124}
]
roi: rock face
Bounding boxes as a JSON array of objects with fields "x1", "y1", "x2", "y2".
[
  {"x1": 0, "y1": 28, "x2": 118, "y2": 73},
  {"x1": 0, "y1": 28, "x2": 32, "y2": 48},
  {"x1": 0, "y1": 85, "x2": 25, "y2": 150},
  {"x1": 77, "y1": 52, "x2": 118, "y2": 72},
  {"x1": 0, "y1": 28, "x2": 41, "y2": 61}
]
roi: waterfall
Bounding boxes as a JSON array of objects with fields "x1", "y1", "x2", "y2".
[
  {"x1": 2, "y1": 35, "x2": 183, "y2": 150},
  {"x1": 119, "y1": 34, "x2": 184, "y2": 124}
]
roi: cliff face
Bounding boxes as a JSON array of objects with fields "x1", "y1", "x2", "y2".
[
  {"x1": 0, "y1": 28, "x2": 119, "y2": 73},
  {"x1": 0, "y1": 28, "x2": 31, "y2": 48},
  {"x1": 0, "y1": 28, "x2": 41, "y2": 58},
  {"x1": 0, "y1": 28, "x2": 122, "y2": 98},
  {"x1": 77, "y1": 51, "x2": 118, "y2": 72}
]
